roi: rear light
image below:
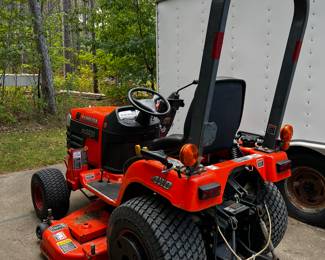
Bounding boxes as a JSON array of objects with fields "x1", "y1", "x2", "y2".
[
  {"x1": 180, "y1": 144, "x2": 199, "y2": 167},
  {"x1": 280, "y1": 124, "x2": 293, "y2": 151},
  {"x1": 276, "y1": 160, "x2": 291, "y2": 173},
  {"x1": 199, "y1": 183, "x2": 221, "y2": 200}
]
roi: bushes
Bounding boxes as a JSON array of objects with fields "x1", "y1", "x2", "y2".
[
  {"x1": 0, "y1": 87, "x2": 37, "y2": 125},
  {"x1": 0, "y1": 86, "x2": 109, "y2": 128},
  {"x1": 0, "y1": 74, "x2": 152, "y2": 128}
]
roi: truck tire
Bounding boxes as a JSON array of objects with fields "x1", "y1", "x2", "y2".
[
  {"x1": 107, "y1": 196, "x2": 207, "y2": 260},
  {"x1": 278, "y1": 153, "x2": 325, "y2": 228},
  {"x1": 31, "y1": 168, "x2": 70, "y2": 220},
  {"x1": 245, "y1": 182, "x2": 288, "y2": 253}
]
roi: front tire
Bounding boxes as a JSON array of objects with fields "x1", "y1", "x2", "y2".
[
  {"x1": 107, "y1": 196, "x2": 207, "y2": 260},
  {"x1": 31, "y1": 168, "x2": 70, "y2": 220}
]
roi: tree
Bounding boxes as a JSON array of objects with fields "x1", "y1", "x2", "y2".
[
  {"x1": 28, "y1": 0, "x2": 57, "y2": 114},
  {"x1": 89, "y1": 0, "x2": 99, "y2": 93},
  {"x1": 97, "y1": 0, "x2": 156, "y2": 88},
  {"x1": 62, "y1": 0, "x2": 73, "y2": 78}
]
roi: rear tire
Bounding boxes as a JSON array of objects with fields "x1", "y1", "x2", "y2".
[
  {"x1": 278, "y1": 153, "x2": 325, "y2": 228},
  {"x1": 245, "y1": 182, "x2": 288, "y2": 253},
  {"x1": 107, "y1": 196, "x2": 207, "y2": 260},
  {"x1": 31, "y1": 168, "x2": 70, "y2": 220}
]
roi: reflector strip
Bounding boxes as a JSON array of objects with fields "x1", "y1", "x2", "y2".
[
  {"x1": 212, "y1": 32, "x2": 224, "y2": 60},
  {"x1": 292, "y1": 40, "x2": 302, "y2": 63}
]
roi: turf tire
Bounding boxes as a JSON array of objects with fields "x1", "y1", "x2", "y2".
[
  {"x1": 248, "y1": 182, "x2": 288, "y2": 252},
  {"x1": 107, "y1": 196, "x2": 207, "y2": 260},
  {"x1": 31, "y1": 168, "x2": 70, "y2": 220}
]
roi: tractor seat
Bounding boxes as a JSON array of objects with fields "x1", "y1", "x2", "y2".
[{"x1": 149, "y1": 78, "x2": 246, "y2": 155}]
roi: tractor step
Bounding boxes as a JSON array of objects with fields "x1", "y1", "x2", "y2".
[{"x1": 88, "y1": 181, "x2": 121, "y2": 201}]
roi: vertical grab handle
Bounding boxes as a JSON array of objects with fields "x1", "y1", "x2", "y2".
[
  {"x1": 263, "y1": 0, "x2": 309, "y2": 149},
  {"x1": 189, "y1": 0, "x2": 232, "y2": 155},
  {"x1": 188, "y1": 0, "x2": 310, "y2": 153}
]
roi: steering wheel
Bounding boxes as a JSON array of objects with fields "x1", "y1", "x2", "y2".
[{"x1": 128, "y1": 87, "x2": 171, "y2": 117}]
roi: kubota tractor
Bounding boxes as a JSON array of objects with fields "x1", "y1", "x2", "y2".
[{"x1": 31, "y1": 0, "x2": 309, "y2": 259}]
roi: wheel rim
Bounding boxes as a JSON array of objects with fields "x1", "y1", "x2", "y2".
[
  {"x1": 111, "y1": 229, "x2": 149, "y2": 260},
  {"x1": 285, "y1": 166, "x2": 325, "y2": 213},
  {"x1": 32, "y1": 183, "x2": 44, "y2": 210}
]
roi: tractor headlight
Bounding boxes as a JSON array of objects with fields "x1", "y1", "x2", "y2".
[{"x1": 66, "y1": 113, "x2": 72, "y2": 127}]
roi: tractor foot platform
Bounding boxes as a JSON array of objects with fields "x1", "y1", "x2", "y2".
[{"x1": 88, "y1": 181, "x2": 121, "y2": 201}]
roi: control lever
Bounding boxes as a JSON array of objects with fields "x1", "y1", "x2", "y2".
[{"x1": 135, "y1": 145, "x2": 173, "y2": 169}]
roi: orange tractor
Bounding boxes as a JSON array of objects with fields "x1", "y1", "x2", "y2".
[{"x1": 31, "y1": 0, "x2": 309, "y2": 259}]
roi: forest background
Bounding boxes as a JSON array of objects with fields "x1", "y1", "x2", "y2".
[{"x1": 0, "y1": 0, "x2": 156, "y2": 172}]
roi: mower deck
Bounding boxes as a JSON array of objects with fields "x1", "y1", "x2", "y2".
[{"x1": 41, "y1": 200, "x2": 110, "y2": 260}]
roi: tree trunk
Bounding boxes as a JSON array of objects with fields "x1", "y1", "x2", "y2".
[
  {"x1": 62, "y1": 0, "x2": 73, "y2": 78},
  {"x1": 73, "y1": 0, "x2": 81, "y2": 52},
  {"x1": 89, "y1": 0, "x2": 99, "y2": 93},
  {"x1": 133, "y1": 0, "x2": 155, "y2": 89},
  {"x1": 28, "y1": 0, "x2": 56, "y2": 114}
]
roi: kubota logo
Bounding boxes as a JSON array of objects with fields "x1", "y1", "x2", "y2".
[{"x1": 80, "y1": 115, "x2": 98, "y2": 125}]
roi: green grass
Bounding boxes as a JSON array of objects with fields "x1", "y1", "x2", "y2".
[{"x1": 0, "y1": 128, "x2": 66, "y2": 173}]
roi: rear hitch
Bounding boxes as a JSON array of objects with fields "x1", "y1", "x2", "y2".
[
  {"x1": 229, "y1": 216, "x2": 238, "y2": 260},
  {"x1": 257, "y1": 205, "x2": 279, "y2": 260}
]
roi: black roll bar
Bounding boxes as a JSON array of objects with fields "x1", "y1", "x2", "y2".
[
  {"x1": 188, "y1": 0, "x2": 309, "y2": 153},
  {"x1": 188, "y1": 0, "x2": 231, "y2": 155},
  {"x1": 263, "y1": 0, "x2": 309, "y2": 149}
]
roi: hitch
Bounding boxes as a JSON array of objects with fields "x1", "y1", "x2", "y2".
[{"x1": 257, "y1": 205, "x2": 279, "y2": 260}]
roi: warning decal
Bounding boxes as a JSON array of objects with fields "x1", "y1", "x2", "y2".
[
  {"x1": 53, "y1": 231, "x2": 67, "y2": 241},
  {"x1": 57, "y1": 239, "x2": 77, "y2": 254},
  {"x1": 49, "y1": 223, "x2": 67, "y2": 233}
]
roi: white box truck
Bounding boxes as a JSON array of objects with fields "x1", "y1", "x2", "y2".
[{"x1": 157, "y1": 0, "x2": 325, "y2": 227}]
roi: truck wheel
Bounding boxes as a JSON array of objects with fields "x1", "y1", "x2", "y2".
[
  {"x1": 245, "y1": 182, "x2": 288, "y2": 252},
  {"x1": 31, "y1": 168, "x2": 70, "y2": 220},
  {"x1": 107, "y1": 196, "x2": 207, "y2": 260},
  {"x1": 278, "y1": 153, "x2": 325, "y2": 228}
]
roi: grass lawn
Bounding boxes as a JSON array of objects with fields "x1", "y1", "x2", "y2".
[{"x1": 0, "y1": 128, "x2": 66, "y2": 173}]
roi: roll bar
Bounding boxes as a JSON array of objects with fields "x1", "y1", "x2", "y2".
[
  {"x1": 188, "y1": 0, "x2": 309, "y2": 153},
  {"x1": 263, "y1": 1, "x2": 309, "y2": 149}
]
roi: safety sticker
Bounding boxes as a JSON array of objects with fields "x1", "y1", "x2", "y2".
[
  {"x1": 233, "y1": 154, "x2": 262, "y2": 163},
  {"x1": 257, "y1": 158, "x2": 265, "y2": 168},
  {"x1": 85, "y1": 173, "x2": 95, "y2": 181},
  {"x1": 73, "y1": 150, "x2": 82, "y2": 159},
  {"x1": 49, "y1": 223, "x2": 67, "y2": 233},
  {"x1": 57, "y1": 239, "x2": 77, "y2": 254},
  {"x1": 53, "y1": 231, "x2": 67, "y2": 241}
]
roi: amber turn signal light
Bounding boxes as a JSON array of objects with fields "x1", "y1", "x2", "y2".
[
  {"x1": 179, "y1": 144, "x2": 199, "y2": 167},
  {"x1": 280, "y1": 124, "x2": 293, "y2": 151},
  {"x1": 280, "y1": 124, "x2": 293, "y2": 142}
]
